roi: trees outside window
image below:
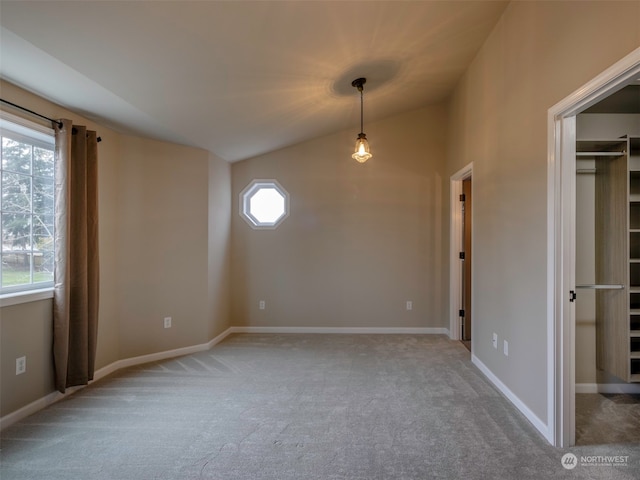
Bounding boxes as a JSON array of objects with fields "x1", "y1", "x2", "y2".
[{"x1": 1, "y1": 118, "x2": 55, "y2": 293}]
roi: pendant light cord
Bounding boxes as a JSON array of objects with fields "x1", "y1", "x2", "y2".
[{"x1": 360, "y1": 89, "x2": 364, "y2": 134}]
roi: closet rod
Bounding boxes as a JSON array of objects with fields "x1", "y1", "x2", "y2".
[
  {"x1": 576, "y1": 284, "x2": 625, "y2": 289},
  {"x1": 577, "y1": 168, "x2": 596, "y2": 174},
  {"x1": 576, "y1": 151, "x2": 626, "y2": 156},
  {"x1": 0, "y1": 98, "x2": 63, "y2": 128}
]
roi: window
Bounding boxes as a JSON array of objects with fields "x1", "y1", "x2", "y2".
[
  {"x1": 0, "y1": 114, "x2": 55, "y2": 294},
  {"x1": 240, "y1": 180, "x2": 289, "y2": 229}
]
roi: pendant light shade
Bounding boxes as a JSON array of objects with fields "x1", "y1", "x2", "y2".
[
  {"x1": 351, "y1": 77, "x2": 372, "y2": 163},
  {"x1": 353, "y1": 133, "x2": 372, "y2": 163}
]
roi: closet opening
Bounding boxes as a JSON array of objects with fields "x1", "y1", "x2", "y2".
[
  {"x1": 574, "y1": 85, "x2": 640, "y2": 446},
  {"x1": 549, "y1": 47, "x2": 640, "y2": 448}
]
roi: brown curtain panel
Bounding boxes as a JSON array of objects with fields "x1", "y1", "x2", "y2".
[{"x1": 53, "y1": 119, "x2": 100, "y2": 393}]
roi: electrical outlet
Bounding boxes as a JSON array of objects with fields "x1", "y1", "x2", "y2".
[
  {"x1": 492, "y1": 333, "x2": 498, "y2": 349},
  {"x1": 164, "y1": 317, "x2": 172, "y2": 329},
  {"x1": 406, "y1": 301, "x2": 413, "y2": 311},
  {"x1": 503, "y1": 340, "x2": 509, "y2": 356},
  {"x1": 16, "y1": 356, "x2": 26, "y2": 375},
  {"x1": 259, "y1": 300, "x2": 266, "y2": 310}
]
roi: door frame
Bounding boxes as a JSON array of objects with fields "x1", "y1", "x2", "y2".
[
  {"x1": 449, "y1": 162, "x2": 473, "y2": 342},
  {"x1": 548, "y1": 47, "x2": 640, "y2": 447}
]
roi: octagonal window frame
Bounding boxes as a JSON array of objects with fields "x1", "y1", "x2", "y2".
[{"x1": 240, "y1": 179, "x2": 290, "y2": 230}]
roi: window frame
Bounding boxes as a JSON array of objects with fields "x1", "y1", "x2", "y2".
[
  {"x1": 240, "y1": 179, "x2": 289, "y2": 230},
  {"x1": 0, "y1": 111, "x2": 56, "y2": 300}
]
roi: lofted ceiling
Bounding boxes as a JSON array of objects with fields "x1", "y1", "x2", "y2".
[{"x1": 0, "y1": 1, "x2": 509, "y2": 162}]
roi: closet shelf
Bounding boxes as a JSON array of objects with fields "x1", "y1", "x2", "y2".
[
  {"x1": 631, "y1": 331, "x2": 640, "y2": 337},
  {"x1": 631, "y1": 353, "x2": 640, "y2": 359},
  {"x1": 631, "y1": 374, "x2": 640, "y2": 382},
  {"x1": 577, "y1": 139, "x2": 627, "y2": 152}
]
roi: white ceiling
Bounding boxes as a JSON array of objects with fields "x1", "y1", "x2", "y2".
[{"x1": 0, "y1": 1, "x2": 509, "y2": 162}]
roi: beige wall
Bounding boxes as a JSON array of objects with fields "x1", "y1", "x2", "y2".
[
  {"x1": 0, "y1": 81, "x2": 231, "y2": 417},
  {"x1": 117, "y1": 136, "x2": 208, "y2": 357},
  {"x1": 447, "y1": 1, "x2": 640, "y2": 422},
  {"x1": 231, "y1": 105, "x2": 449, "y2": 329},
  {"x1": 208, "y1": 153, "x2": 232, "y2": 338},
  {"x1": 1, "y1": 300, "x2": 55, "y2": 414}
]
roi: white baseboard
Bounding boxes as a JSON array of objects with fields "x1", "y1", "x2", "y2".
[
  {"x1": 1, "y1": 390, "x2": 61, "y2": 431},
  {"x1": 231, "y1": 326, "x2": 450, "y2": 335},
  {"x1": 472, "y1": 354, "x2": 553, "y2": 444},
  {"x1": 1, "y1": 327, "x2": 235, "y2": 431},
  {"x1": 93, "y1": 326, "x2": 235, "y2": 382},
  {"x1": 575, "y1": 383, "x2": 640, "y2": 394},
  {"x1": 1, "y1": 326, "x2": 446, "y2": 431}
]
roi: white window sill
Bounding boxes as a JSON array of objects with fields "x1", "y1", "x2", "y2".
[{"x1": 0, "y1": 288, "x2": 54, "y2": 307}]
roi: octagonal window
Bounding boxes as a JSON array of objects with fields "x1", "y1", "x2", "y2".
[{"x1": 240, "y1": 180, "x2": 289, "y2": 229}]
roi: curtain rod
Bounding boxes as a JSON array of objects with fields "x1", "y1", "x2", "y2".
[
  {"x1": 1, "y1": 98, "x2": 63, "y2": 128},
  {"x1": 0, "y1": 98, "x2": 102, "y2": 142}
]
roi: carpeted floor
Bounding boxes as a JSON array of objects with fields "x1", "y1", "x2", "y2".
[
  {"x1": 1, "y1": 333, "x2": 639, "y2": 479},
  {"x1": 576, "y1": 393, "x2": 640, "y2": 446}
]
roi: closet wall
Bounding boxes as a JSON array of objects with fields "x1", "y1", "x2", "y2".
[{"x1": 576, "y1": 113, "x2": 640, "y2": 385}]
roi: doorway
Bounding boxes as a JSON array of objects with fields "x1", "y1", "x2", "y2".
[
  {"x1": 548, "y1": 47, "x2": 640, "y2": 447},
  {"x1": 449, "y1": 163, "x2": 473, "y2": 347},
  {"x1": 461, "y1": 178, "x2": 472, "y2": 350}
]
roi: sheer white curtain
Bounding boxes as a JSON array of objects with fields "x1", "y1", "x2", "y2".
[{"x1": 52, "y1": 119, "x2": 99, "y2": 393}]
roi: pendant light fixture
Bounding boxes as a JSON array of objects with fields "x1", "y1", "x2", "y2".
[{"x1": 351, "y1": 77, "x2": 372, "y2": 163}]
